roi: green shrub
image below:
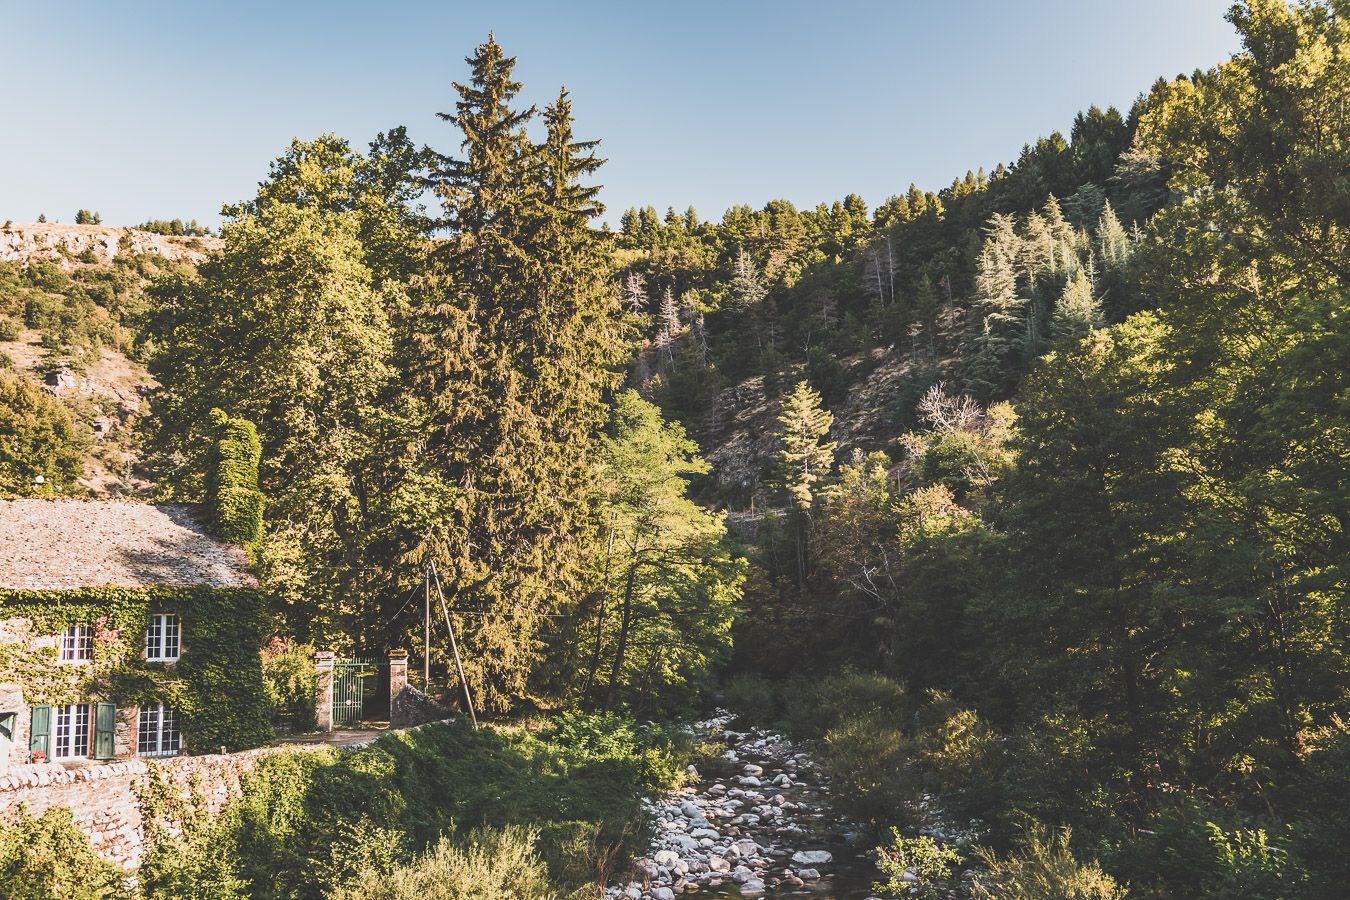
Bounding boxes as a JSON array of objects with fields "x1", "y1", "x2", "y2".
[
  {"x1": 777, "y1": 670, "x2": 912, "y2": 740},
  {"x1": 1201, "y1": 823, "x2": 1300, "y2": 900},
  {"x1": 822, "y1": 714, "x2": 921, "y2": 825},
  {"x1": 972, "y1": 824, "x2": 1128, "y2": 900},
  {"x1": 331, "y1": 826, "x2": 558, "y2": 900},
  {"x1": 913, "y1": 691, "x2": 1004, "y2": 822},
  {"x1": 261, "y1": 638, "x2": 317, "y2": 732},
  {"x1": 875, "y1": 830, "x2": 962, "y2": 899},
  {"x1": 0, "y1": 316, "x2": 20, "y2": 341},
  {"x1": 0, "y1": 807, "x2": 131, "y2": 899},
  {"x1": 723, "y1": 672, "x2": 778, "y2": 724}
]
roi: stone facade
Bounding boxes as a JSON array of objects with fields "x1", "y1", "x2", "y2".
[{"x1": 0, "y1": 615, "x2": 172, "y2": 771}]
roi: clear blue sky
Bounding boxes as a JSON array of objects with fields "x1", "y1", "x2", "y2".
[{"x1": 0, "y1": 0, "x2": 1241, "y2": 228}]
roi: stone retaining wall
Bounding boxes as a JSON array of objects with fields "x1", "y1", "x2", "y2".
[
  {"x1": 0, "y1": 716, "x2": 457, "y2": 871},
  {"x1": 0, "y1": 744, "x2": 326, "y2": 870}
]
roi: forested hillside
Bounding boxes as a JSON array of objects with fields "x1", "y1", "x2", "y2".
[
  {"x1": 649, "y1": 2, "x2": 1345, "y2": 897},
  {"x1": 0, "y1": 2, "x2": 1344, "y2": 897}
]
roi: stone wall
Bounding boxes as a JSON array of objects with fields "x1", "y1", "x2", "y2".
[
  {"x1": 0, "y1": 744, "x2": 326, "y2": 870},
  {"x1": 0, "y1": 716, "x2": 457, "y2": 872}
]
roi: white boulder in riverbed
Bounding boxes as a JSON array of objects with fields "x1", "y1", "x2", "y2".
[{"x1": 791, "y1": 849, "x2": 833, "y2": 866}]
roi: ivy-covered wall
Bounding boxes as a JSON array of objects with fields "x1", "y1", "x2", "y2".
[{"x1": 0, "y1": 585, "x2": 272, "y2": 754}]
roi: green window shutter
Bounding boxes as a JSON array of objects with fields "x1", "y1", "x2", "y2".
[
  {"x1": 93, "y1": 702, "x2": 117, "y2": 760},
  {"x1": 29, "y1": 705, "x2": 52, "y2": 758}
]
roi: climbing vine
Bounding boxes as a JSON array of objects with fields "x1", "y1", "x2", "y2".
[
  {"x1": 206, "y1": 408, "x2": 264, "y2": 546},
  {"x1": 0, "y1": 586, "x2": 273, "y2": 752}
]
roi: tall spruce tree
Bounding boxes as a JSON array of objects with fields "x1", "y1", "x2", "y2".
[{"x1": 412, "y1": 36, "x2": 626, "y2": 711}]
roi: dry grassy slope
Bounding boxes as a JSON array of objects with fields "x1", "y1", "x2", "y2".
[{"x1": 1, "y1": 224, "x2": 216, "y2": 496}]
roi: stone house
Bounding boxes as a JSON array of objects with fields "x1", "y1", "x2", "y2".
[{"x1": 0, "y1": 499, "x2": 269, "y2": 773}]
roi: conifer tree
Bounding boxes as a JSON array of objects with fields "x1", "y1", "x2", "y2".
[
  {"x1": 774, "y1": 381, "x2": 837, "y2": 584},
  {"x1": 623, "y1": 271, "x2": 648, "y2": 314},
  {"x1": 963, "y1": 213, "x2": 1026, "y2": 398},
  {"x1": 1052, "y1": 266, "x2": 1102, "y2": 342},
  {"x1": 729, "y1": 245, "x2": 768, "y2": 311},
  {"x1": 1042, "y1": 195, "x2": 1077, "y2": 274},
  {"x1": 655, "y1": 286, "x2": 680, "y2": 364},
  {"x1": 1096, "y1": 200, "x2": 1131, "y2": 270},
  {"x1": 775, "y1": 380, "x2": 836, "y2": 509},
  {"x1": 413, "y1": 36, "x2": 626, "y2": 710}
]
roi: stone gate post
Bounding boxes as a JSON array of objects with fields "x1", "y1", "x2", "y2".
[
  {"x1": 387, "y1": 649, "x2": 409, "y2": 728},
  {"x1": 314, "y1": 651, "x2": 335, "y2": 732}
]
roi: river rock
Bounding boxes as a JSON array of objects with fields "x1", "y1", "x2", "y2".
[{"x1": 791, "y1": 850, "x2": 833, "y2": 866}]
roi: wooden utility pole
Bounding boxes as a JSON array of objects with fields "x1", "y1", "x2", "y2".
[
  {"x1": 423, "y1": 566, "x2": 431, "y2": 688},
  {"x1": 429, "y1": 560, "x2": 477, "y2": 729}
]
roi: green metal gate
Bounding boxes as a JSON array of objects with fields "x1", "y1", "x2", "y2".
[{"x1": 333, "y1": 657, "x2": 380, "y2": 728}]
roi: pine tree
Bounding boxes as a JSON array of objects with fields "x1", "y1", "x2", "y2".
[
  {"x1": 1043, "y1": 195, "x2": 1077, "y2": 274},
  {"x1": 729, "y1": 245, "x2": 768, "y2": 310},
  {"x1": 429, "y1": 33, "x2": 536, "y2": 318},
  {"x1": 775, "y1": 381, "x2": 836, "y2": 512},
  {"x1": 963, "y1": 213, "x2": 1026, "y2": 398},
  {"x1": 913, "y1": 274, "x2": 940, "y2": 360},
  {"x1": 1052, "y1": 266, "x2": 1102, "y2": 342},
  {"x1": 655, "y1": 286, "x2": 680, "y2": 364}
]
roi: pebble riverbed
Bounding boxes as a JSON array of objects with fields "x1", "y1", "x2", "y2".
[{"x1": 607, "y1": 711, "x2": 885, "y2": 900}]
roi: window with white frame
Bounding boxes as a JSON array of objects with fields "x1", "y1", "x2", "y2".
[
  {"x1": 53, "y1": 703, "x2": 91, "y2": 759},
  {"x1": 58, "y1": 625, "x2": 93, "y2": 663},
  {"x1": 137, "y1": 703, "x2": 181, "y2": 757},
  {"x1": 145, "y1": 613, "x2": 180, "y2": 662}
]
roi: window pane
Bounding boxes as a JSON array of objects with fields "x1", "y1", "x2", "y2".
[
  {"x1": 162, "y1": 707, "x2": 181, "y2": 753},
  {"x1": 138, "y1": 706, "x2": 158, "y2": 754},
  {"x1": 59, "y1": 626, "x2": 92, "y2": 662},
  {"x1": 55, "y1": 705, "x2": 70, "y2": 757},
  {"x1": 54, "y1": 704, "x2": 90, "y2": 758},
  {"x1": 146, "y1": 617, "x2": 161, "y2": 658},
  {"x1": 73, "y1": 704, "x2": 89, "y2": 757},
  {"x1": 164, "y1": 615, "x2": 180, "y2": 659}
]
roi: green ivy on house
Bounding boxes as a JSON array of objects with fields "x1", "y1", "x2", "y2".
[
  {"x1": 205, "y1": 409, "x2": 264, "y2": 546},
  {"x1": 0, "y1": 586, "x2": 273, "y2": 752}
]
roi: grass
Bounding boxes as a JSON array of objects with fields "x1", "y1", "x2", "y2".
[{"x1": 138, "y1": 712, "x2": 689, "y2": 899}]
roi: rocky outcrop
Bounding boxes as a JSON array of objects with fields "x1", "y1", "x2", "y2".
[{"x1": 0, "y1": 223, "x2": 220, "y2": 268}]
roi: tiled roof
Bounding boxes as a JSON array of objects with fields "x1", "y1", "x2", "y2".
[{"x1": 0, "y1": 500, "x2": 254, "y2": 590}]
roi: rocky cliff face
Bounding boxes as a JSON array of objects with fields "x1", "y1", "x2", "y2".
[{"x1": 0, "y1": 223, "x2": 221, "y2": 268}]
